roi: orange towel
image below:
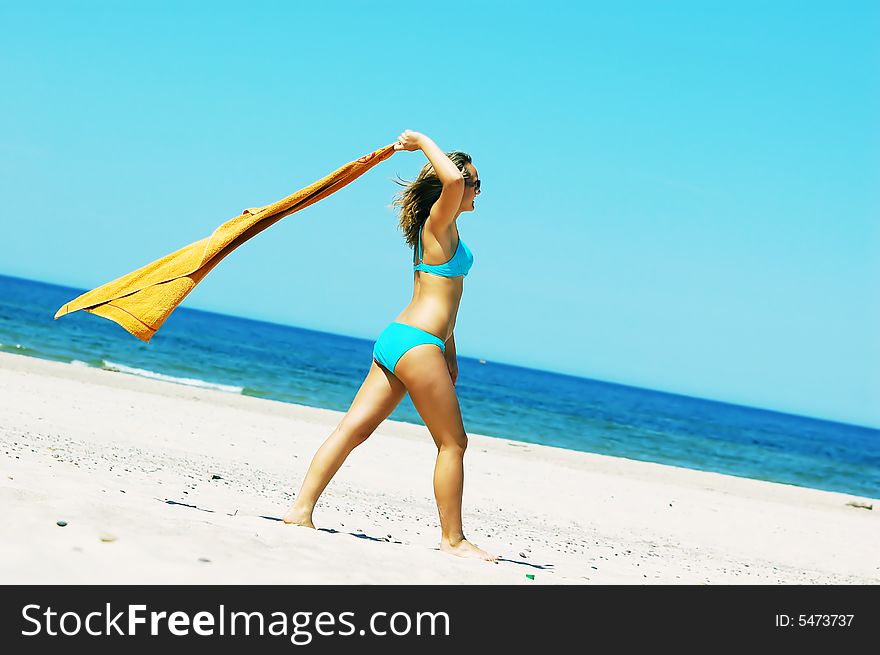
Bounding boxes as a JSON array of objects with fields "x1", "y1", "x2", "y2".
[{"x1": 54, "y1": 143, "x2": 396, "y2": 342}]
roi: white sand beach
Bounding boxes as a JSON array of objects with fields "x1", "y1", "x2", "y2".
[{"x1": 1, "y1": 351, "x2": 877, "y2": 585}]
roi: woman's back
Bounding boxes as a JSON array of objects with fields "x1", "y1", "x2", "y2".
[{"x1": 397, "y1": 220, "x2": 472, "y2": 342}]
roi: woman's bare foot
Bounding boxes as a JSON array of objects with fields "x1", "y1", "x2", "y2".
[
  {"x1": 440, "y1": 538, "x2": 499, "y2": 562},
  {"x1": 282, "y1": 505, "x2": 315, "y2": 529}
]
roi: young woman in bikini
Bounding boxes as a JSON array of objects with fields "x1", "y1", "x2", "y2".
[{"x1": 283, "y1": 129, "x2": 496, "y2": 562}]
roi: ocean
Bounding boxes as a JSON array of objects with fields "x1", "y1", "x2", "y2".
[{"x1": 1, "y1": 272, "x2": 877, "y2": 499}]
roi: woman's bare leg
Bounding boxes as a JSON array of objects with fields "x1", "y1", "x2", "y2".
[
  {"x1": 394, "y1": 345, "x2": 498, "y2": 562},
  {"x1": 283, "y1": 360, "x2": 406, "y2": 527}
]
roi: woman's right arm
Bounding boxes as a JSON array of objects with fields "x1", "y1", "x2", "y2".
[
  {"x1": 395, "y1": 130, "x2": 464, "y2": 187},
  {"x1": 395, "y1": 130, "x2": 463, "y2": 228}
]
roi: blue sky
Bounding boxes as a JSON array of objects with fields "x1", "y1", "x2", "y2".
[{"x1": 1, "y1": 1, "x2": 877, "y2": 428}]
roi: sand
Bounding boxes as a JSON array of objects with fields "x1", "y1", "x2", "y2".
[{"x1": 1, "y1": 351, "x2": 877, "y2": 585}]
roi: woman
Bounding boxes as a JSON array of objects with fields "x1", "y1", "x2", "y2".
[{"x1": 283, "y1": 129, "x2": 497, "y2": 562}]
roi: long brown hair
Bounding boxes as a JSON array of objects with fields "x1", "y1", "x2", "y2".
[{"x1": 391, "y1": 151, "x2": 473, "y2": 249}]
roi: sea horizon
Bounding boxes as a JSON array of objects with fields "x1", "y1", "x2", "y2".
[{"x1": 1, "y1": 271, "x2": 878, "y2": 500}]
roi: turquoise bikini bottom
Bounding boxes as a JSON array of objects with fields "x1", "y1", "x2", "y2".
[{"x1": 372, "y1": 322, "x2": 446, "y2": 375}]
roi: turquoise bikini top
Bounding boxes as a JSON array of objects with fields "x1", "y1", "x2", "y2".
[{"x1": 413, "y1": 223, "x2": 473, "y2": 278}]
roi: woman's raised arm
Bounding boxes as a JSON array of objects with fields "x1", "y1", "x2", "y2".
[
  {"x1": 394, "y1": 130, "x2": 464, "y2": 228},
  {"x1": 395, "y1": 130, "x2": 463, "y2": 186}
]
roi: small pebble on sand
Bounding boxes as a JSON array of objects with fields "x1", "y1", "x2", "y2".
[{"x1": 56, "y1": 520, "x2": 67, "y2": 527}]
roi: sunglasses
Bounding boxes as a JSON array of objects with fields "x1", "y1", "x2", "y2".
[{"x1": 464, "y1": 177, "x2": 481, "y2": 192}]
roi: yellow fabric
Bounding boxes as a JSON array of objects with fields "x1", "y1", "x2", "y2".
[{"x1": 54, "y1": 143, "x2": 397, "y2": 342}]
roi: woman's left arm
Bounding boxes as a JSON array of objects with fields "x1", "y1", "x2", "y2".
[{"x1": 445, "y1": 333, "x2": 458, "y2": 386}]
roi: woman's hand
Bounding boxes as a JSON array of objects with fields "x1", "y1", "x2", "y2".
[
  {"x1": 394, "y1": 129, "x2": 423, "y2": 152},
  {"x1": 445, "y1": 353, "x2": 458, "y2": 386}
]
